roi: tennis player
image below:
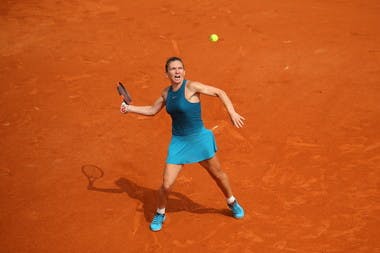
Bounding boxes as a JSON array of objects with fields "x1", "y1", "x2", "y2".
[{"x1": 121, "y1": 56, "x2": 245, "y2": 231}]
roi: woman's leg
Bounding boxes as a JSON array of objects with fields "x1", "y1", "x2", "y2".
[
  {"x1": 157, "y1": 163, "x2": 183, "y2": 209},
  {"x1": 199, "y1": 155, "x2": 244, "y2": 219},
  {"x1": 150, "y1": 163, "x2": 183, "y2": 231},
  {"x1": 199, "y1": 155, "x2": 233, "y2": 198}
]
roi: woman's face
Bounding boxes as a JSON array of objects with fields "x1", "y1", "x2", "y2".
[{"x1": 166, "y1": 60, "x2": 185, "y2": 85}]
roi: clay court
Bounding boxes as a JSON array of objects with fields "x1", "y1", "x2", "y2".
[{"x1": 1, "y1": 0, "x2": 379, "y2": 252}]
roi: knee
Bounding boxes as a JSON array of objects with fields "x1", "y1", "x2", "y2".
[
  {"x1": 160, "y1": 183, "x2": 172, "y2": 193},
  {"x1": 211, "y1": 168, "x2": 228, "y2": 181}
]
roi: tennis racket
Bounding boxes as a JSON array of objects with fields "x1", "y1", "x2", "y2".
[{"x1": 117, "y1": 82, "x2": 132, "y2": 104}]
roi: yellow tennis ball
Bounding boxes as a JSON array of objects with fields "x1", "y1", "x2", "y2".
[{"x1": 209, "y1": 34, "x2": 219, "y2": 42}]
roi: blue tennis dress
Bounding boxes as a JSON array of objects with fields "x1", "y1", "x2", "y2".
[{"x1": 166, "y1": 80, "x2": 217, "y2": 164}]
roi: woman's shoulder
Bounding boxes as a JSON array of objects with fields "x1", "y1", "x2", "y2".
[
  {"x1": 162, "y1": 86, "x2": 171, "y2": 93},
  {"x1": 161, "y1": 86, "x2": 170, "y2": 100},
  {"x1": 186, "y1": 80, "x2": 205, "y2": 91},
  {"x1": 186, "y1": 80, "x2": 198, "y2": 88}
]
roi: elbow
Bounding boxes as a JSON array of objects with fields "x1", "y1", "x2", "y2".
[
  {"x1": 148, "y1": 107, "x2": 159, "y2": 116},
  {"x1": 216, "y1": 89, "x2": 226, "y2": 98}
]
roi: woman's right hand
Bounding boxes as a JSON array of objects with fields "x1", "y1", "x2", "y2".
[{"x1": 120, "y1": 102, "x2": 129, "y2": 114}]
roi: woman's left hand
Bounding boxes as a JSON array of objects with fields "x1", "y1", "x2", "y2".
[{"x1": 230, "y1": 112, "x2": 245, "y2": 128}]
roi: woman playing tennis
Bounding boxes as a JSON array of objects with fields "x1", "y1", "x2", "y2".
[{"x1": 120, "y1": 56, "x2": 245, "y2": 231}]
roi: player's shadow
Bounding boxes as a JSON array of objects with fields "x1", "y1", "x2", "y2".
[{"x1": 82, "y1": 168, "x2": 230, "y2": 221}]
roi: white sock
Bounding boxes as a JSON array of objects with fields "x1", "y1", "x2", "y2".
[
  {"x1": 157, "y1": 208, "x2": 166, "y2": 215},
  {"x1": 226, "y1": 196, "x2": 236, "y2": 205}
]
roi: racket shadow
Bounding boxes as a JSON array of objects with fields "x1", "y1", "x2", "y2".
[{"x1": 83, "y1": 168, "x2": 230, "y2": 221}]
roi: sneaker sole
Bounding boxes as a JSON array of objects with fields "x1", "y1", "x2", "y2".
[{"x1": 233, "y1": 214, "x2": 244, "y2": 219}]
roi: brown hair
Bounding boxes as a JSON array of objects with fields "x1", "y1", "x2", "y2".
[{"x1": 165, "y1": 56, "x2": 185, "y2": 73}]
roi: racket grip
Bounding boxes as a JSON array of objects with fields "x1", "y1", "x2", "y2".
[{"x1": 120, "y1": 102, "x2": 129, "y2": 113}]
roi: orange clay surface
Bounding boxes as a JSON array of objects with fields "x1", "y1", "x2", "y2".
[{"x1": 1, "y1": 0, "x2": 379, "y2": 252}]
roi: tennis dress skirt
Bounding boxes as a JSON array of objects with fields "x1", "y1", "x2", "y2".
[{"x1": 166, "y1": 127, "x2": 218, "y2": 164}]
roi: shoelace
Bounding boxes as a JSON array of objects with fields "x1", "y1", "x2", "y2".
[
  {"x1": 230, "y1": 202, "x2": 240, "y2": 212},
  {"x1": 152, "y1": 214, "x2": 164, "y2": 223}
]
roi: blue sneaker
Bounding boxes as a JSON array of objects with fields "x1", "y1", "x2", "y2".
[
  {"x1": 150, "y1": 213, "x2": 166, "y2": 231},
  {"x1": 228, "y1": 200, "x2": 244, "y2": 219}
]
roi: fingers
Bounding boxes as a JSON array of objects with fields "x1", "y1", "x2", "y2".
[
  {"x1": 120, "y1": 102, "x2": 128, "y2": 113},
  {"x1": 231, "y1": 113, "x2": 245, "y2": 128},
  {"x1": 234, "y1": 118, "x2": 245, "y2": 128}
]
